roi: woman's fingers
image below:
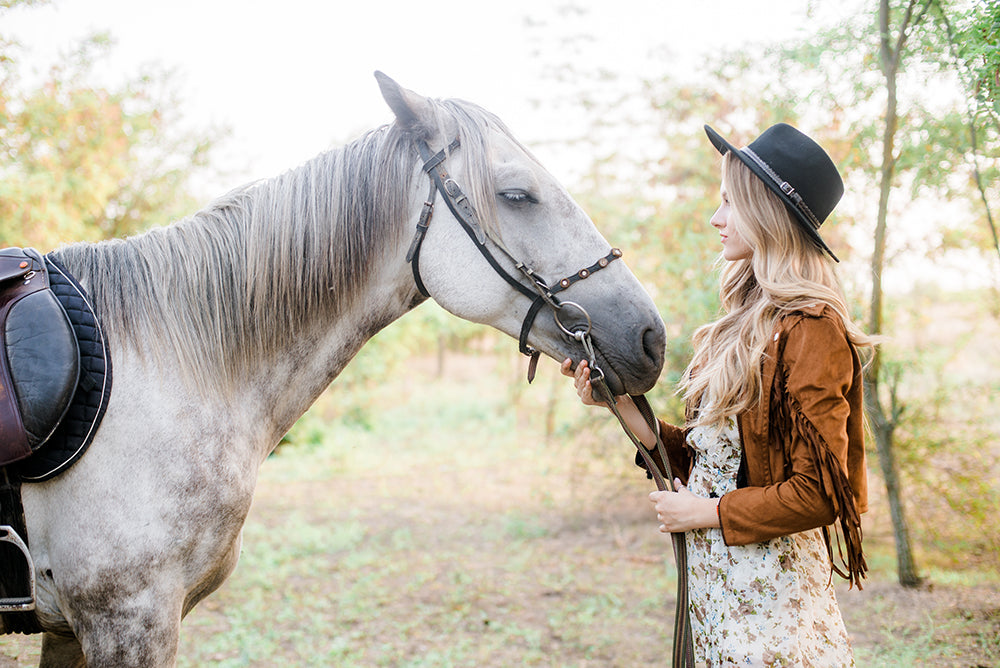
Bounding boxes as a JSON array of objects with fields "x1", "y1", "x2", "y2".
[
  {"x1": 561, "y1": 358, "x2": 589, "y2": 390},
  {"x1": 561, "y1": 358, "x2": 607, "y2": 407}
]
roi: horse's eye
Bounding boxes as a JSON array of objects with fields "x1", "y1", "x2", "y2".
[{"x1": 498, "y1": 190, "x2": 537, "y2": 205}]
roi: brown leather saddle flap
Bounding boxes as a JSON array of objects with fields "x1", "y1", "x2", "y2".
[{"x1": 0, "y1": 249, "x2": 80, "y2": 466}]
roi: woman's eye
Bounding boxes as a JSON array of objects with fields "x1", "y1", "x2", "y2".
[{"x1": 499, "y1": 190, "x2": 537, "y2": 205}]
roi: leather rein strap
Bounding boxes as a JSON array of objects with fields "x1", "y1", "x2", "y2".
[
  {"x1": 406, "y1": 137, "x2": 621, "y2": 381},
  {"x1": 590, "y1": 377, "x2": 696, "y2": 667}
]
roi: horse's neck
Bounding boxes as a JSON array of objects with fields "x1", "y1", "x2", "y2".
[
  {"x1": 56, "y1": 188, "x2": 421, "y2": 458},
  {"x1": 248, "y1": 263, "x2": 417, "y2": 450},
  {"x1": 240, "y1": 185, "x2": 421, "y2": 446}
]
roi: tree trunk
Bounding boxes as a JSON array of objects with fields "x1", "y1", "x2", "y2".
[
  {"x1": 864, "y1": 378, "x2": 922, "y2": 586},
  {"x1": 869, "y1": 0, "x2": 923, "y2": 588}
]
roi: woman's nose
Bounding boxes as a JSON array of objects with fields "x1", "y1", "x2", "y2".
[{"x1": 710, "y1": 206, "x2": 725, "y2": 228}]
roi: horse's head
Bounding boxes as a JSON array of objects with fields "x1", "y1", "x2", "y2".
[{"x1": 376, "y1": 72, "x2": 665, "y2": 396}]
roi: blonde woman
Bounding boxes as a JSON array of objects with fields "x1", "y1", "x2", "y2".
[{"x1": 562, "y1": 123, "x2": 872, "y2": 665}]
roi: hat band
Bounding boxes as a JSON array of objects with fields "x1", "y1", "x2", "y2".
[{"x1": 741, "y1": 147, "x2": 823, "y2": 230}]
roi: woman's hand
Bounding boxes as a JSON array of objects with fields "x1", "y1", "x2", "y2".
[
  {"x1": 560, "y1": 358, "x2": 659, "y2": 447},
  {"x1": 559, "y1": 358, "x2": 608, "y2": 407},
  {"x1": 650, "y1": 479, "x2": 722, "y2": 533}
]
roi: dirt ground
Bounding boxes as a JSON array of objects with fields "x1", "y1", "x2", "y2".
[
  {"x1": 2, "y1": 465, "x2": 997, "y2": 667},
  {"x1": 1, "y1": 350, "x2": 998, "y2": 666}
]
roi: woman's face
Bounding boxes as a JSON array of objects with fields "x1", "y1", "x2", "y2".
[{"x1": 710, "y1": 187, "x2": 753, "y2": 262}]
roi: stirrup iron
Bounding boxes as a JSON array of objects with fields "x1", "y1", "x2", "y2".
[{"x1": 0, "y1": 525, "x2": 36, "y2": 611}]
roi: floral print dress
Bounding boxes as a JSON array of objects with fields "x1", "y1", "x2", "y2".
[{"x1": 683, "y1": 419, "x2": 855, "y2": 667}]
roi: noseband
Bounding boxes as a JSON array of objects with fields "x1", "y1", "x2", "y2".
[{"x1": 405, "y1": 137, "x2": 621, "y2": 382}]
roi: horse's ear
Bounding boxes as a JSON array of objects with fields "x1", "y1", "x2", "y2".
[{"x1": 375, "y1": 71, "x2": 433, "y2": 134}]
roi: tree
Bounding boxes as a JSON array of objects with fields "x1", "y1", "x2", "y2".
[
  {"x1": 758, "y1": 0, "x2": 1000, "y2": 586},
  {"x1": 935, "y1": 0, "x2": 1000, "y2": 266},
  {"x1": 0, "y1": 1, "x2": 222, "y2": 250},
  {"x1": 861, "y1": 0, "x2": 938, "y2": 589}
]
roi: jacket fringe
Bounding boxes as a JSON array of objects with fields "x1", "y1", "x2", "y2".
[{"x1": 770, "y1": 359, "x2": 868, "y2": 589}]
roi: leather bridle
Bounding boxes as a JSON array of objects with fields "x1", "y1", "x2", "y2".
[
  {"x1": 405, "y1": 136, "x2": 695, "y2": 668},
  {"x1": 406, "y1": 136, "x2": 621, "y2": 383}
]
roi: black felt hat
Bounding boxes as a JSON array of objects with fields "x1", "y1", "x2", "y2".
[{"x1": 704, "y1": 123, "x2": 844, "y2": 262}]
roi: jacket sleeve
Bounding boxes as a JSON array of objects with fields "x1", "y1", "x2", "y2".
[
  {"x1": 634, "y1": 419, "x2": 692, "y2": 486},
  {"x1": 718, "y1": 314, "x2": 855, "y2": 545}
]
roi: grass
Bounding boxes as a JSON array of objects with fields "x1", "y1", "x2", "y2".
[{"x1": 2, "y1": 345, "x2": 998, "y2": 666}]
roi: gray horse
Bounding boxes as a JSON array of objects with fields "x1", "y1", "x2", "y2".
[{"x1": 8, "y1": 73, "x2": 665, "y2": 666}]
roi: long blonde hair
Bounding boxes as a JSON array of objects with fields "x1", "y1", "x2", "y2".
[{"x1": 679, "y1": 153, "x2": 872, "y2": 429}]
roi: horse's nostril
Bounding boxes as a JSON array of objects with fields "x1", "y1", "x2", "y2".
[{"x1": 642, "y1": 325, "x2": 666, "y2": 367}]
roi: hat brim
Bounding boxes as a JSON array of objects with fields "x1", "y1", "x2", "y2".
[{"x1": 704, "y1": 125, "x2": 839, "y2": 262}]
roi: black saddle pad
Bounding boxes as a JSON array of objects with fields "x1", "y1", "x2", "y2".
[{"x1": 12, "y1": 256, "x2": 112, "y2": 482}]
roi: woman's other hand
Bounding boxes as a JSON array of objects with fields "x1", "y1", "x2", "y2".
[{"x1": 650, "y1": 479, "x2": 722, "y2": 533}]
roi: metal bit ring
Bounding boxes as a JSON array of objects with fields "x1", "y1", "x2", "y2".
[{"x1": 552, "y1": 300, "x2": 592, "y2": 339}]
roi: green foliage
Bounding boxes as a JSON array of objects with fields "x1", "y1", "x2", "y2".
[
  {"x1": 895, "y1": 377, "x2": 1000, "y2": 563},
  {"x1": 0, "y1": 8, "x2": 222, "y2": 250},
  {"x1": 767, "y1": 2, "x2": 1000, "y2": 260},
  {"x1": 931, "y1": 0, "x2": 1000, "y2": 257},
  {"x1": 940, "y1": 0, "x2": 1000, "y2": 118},
  {"x1": 879, "y1": 287, "x2": 1000, "y2": 567}
]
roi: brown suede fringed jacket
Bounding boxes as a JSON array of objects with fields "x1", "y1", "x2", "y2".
[{"x1": 651, "y1": 303, "x2": 868, "y2": 587}]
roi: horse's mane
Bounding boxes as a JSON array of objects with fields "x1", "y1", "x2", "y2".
[{"x1": 51, "y1": 96, "x2": 520, "y2": 396}]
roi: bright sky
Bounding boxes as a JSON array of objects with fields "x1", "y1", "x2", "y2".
[
  {"x1": 7, "y1": 0, "x2": 994, "y2": 292},
  {"x1": 4, "y1": 0, "x2": 862, "y2": 194}
]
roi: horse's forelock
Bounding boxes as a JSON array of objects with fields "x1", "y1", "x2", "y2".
[{"x1": 438, "y1": 98, "x2": 544, "y2": 244}]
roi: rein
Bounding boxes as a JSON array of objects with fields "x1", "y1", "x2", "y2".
[
  {"x1": 405, "y1": 136, "x2": 694, "y2": 667},
  {"x1": 588, "y1": 377, "x2": 695, "y2": 668}
]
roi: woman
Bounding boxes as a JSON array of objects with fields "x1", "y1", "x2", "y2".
[{"x1": 562, "y1": 123, "x2": 873, "y2": 665}]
